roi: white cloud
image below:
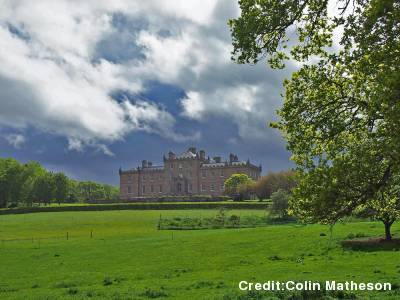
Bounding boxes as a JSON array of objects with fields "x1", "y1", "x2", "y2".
[
  {"x1": 0, "y1": 0, "x2": 295, "y2": 152},
  {"x1": 0, "y1": 0, "x2": 201, "y2": 154},
  {"x1": 181, "y1": 85, "x2": 276, "y2": 140},
  {"x1": 5, "y1": 133, "x2": 26, "y2": 148}
]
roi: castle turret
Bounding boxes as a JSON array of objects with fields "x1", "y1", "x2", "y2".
[
  {"x1": 142, "y1": 160, "x2": 148, "y2": 168},
  {"x1": 168, "y1": 151, "x2": 176, "y2": 159},
  {"x1": 199, "y1": 150, "x2": 205, "y2": 160},
  {"x1": 188, "y1": 147, "x2": 197, "y2": 154}
]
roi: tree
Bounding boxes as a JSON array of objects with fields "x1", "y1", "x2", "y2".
[
  {"x1": 0, "y1": 158, "x2": 25, "y2": 207},
  {"x1": 229, "y1": 0, "x2": 400, "y2": 239},
  {"x1": 356, "y1": 177, "x2": 400, "y2": 241},
  {"x1": 237, "y1": 181, "x2": 256, "y2": 200},
  {"x1": 224, "y1": 174, "x2": 254, "y2": 201},
  {"x1": 32, "y1": 172, "x2": 55, "y2": 206},
  {"x1": 270, "y1": 189, "x2": 290, "y2": 219},
  {"x1": 19, "y1": 161, "x2": 47, "y2": 206},
  {"x1": 78, "y1": 181, "x2": 106, "y2": 202},
  {"x1": 253, "y1": 170, "x2": 297, "y2": 200},
  {"x1": 53, "y1": 172, "x2": 69, "y2": 205}
]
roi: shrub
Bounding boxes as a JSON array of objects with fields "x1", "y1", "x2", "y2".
[
  {"x1": 270, "y1": 189, "x2": 290, "y2": 218},
  {"x1": 253, "y1": 170, "x2": 297, "y2": 200},
  {"x1": 228, "y1": 215, "x2": 240, "y2": 227}
]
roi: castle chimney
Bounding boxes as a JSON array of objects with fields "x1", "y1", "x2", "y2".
[
  {"x1": 142, "y1": 160, "x2": 148, "y2": 168},
  {"x1": 199, "y1": 150, "x2": 205, "y2": 160},
  {"x1": 188, "y1": 147, "x2": 196, "y2": 154},
  {"x1": 229, "y1": 153, "x2": 235, "y2": 163},
  {"x1": 168, "y1": 151, "x2": 176, "y2": 159}
]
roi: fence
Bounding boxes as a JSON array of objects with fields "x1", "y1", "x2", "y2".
[{"x1": 0, "y1": 230, "x2": 103, "y2": 248}]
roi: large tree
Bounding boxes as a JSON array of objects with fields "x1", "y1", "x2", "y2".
[{"x1": 229, "y1": 0, "x2": 400, "y2": 239}]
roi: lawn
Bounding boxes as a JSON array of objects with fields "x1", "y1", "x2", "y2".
[{"x1": 0, "y1": 209, "x2": 399, "y2": 299}]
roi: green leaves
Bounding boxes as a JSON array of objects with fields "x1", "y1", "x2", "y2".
[
  {"x1": 229, "y1": 0, "x2": 336, "y2": 68},
  {"x1": 0, "y1": 157, "x2": 120, "y2": 207},
  {"x1": 230, "y1": 0, "x2": 400, "y2": 230}
]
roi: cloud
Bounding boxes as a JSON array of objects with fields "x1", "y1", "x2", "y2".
[
  {"x1": 0, "y1": 0, "x2": 200, "y2": 154},
  {"x1": 121, "y1": 1, "x2": 294, "y2": 141},
  {"x1": 0, "y1": 0, "x2": 297, "y2": 153},
  {"x1": 5, "y1": 133, "x2": 26, "y2": 149}
]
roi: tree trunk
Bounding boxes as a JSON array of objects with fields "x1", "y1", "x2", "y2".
[{"x1": 384, "y1": 221, "x2": 393, "y2": 241}]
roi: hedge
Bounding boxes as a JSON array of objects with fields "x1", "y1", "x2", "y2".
[
  {"x1": 87, "y1": 195, "x2": 232, "y2": 204},
  {"x1": 0, "y1": 202, "x2": 269, "y2": 215}
]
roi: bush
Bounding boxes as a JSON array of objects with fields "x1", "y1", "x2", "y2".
[
  {"x1": 253, "y1": 170, "x2": 297, "y2": 200},
  {"x1": 270, "y1": 189, "x2": 290, "y2": 219}
]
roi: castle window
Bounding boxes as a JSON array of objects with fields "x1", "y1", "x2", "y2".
[
  {"x1": 151, "y1": 185, "x2": 154, "y2": 192},
  {"x1": 127, "y1": 186, "x2": 132, "y2": 193},
  {"x1": 189, "y1": 183, "x2": 193, "y2": 191},
  {"x1": 211, "y1": 171, "x2": 215, "y2": 177},
  {"x1": 220, "y1": 170, "x2": 224, "y2": 177},
  {"x1": 202, "y1": 170, "x2": 206, "y2": 178},
  {"x1": 179, "y1": 163, "x2": 182, "y2": 169},
  {"x1": 150, "y1": 173, "x2": 154, "y2": 180},
  {"x1": 220, "y1": 183, "x2": 224, "y2": 191},
  {"x1": 201, "y1": 184, "x2": 206, "y2": 191},
  {"x1": 127, "y1": 174, "x2": 133, "y2": 183},
  {"x1": 159, "y1": 185, "x2": 162, "y2": 193},
  {"x1": 159, "y1": 174, "x2": 163, "y2": 179},
  {"x1": 142, "y1": 186, "x2": 146, "y2": 194},
  {"x1": 170, "y1": 163, "x2": 174, "y2": 169},
  {"x1": 210, "y1": 184, "x2": 215, "y2": 191},
  {"x1": 143, "y1": 174, "x2": 146, "y2": 181}
]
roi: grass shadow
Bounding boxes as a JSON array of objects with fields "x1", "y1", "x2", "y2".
[{"x1": 342, "y1": 237, "x2": 400, "y2": 252}]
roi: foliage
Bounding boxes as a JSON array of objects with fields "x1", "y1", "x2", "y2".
[
  {"x1": 224, "y1": 174, "x2": 254, "y2": 201},
  {"x1": 230, "y1": 0, "x2": 400, "y2": 239},
  {"x1": 355, "y1": 176, "x2": 400, "y2": 240},
  {"x1": 0, "y1": 157, "x2": 119, "y2": 208},
  {"x1": 158, "y1": 209, "x2": 275, "y2": 230},
  {"x1": 270, "y1": 189, "x2": 290, "y2": 219},
  {"x1": 253, "y1": 170, "x2": 297, "y2": 200}
]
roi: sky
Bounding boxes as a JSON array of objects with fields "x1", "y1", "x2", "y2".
[{"x1": 0, "y1": 0, "x2": 298, "y2": 185}]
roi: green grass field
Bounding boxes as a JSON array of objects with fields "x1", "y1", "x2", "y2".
[{"x1": 1, "y1": 209, "x2": 399, "y2": 299}]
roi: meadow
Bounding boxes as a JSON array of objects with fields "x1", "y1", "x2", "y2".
[{"x1": 1, "y1": 209, "x2": 400, "y2": 299}]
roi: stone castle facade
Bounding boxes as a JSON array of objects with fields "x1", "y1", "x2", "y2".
[{"x1": 119, "y1": 147, "x2": 261, "y2": 199}]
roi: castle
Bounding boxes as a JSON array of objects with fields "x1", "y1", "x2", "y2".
[{"x1": 119, "y1": 147, "x2": 261, "y2": 198}]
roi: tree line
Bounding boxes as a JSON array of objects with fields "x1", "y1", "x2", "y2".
[{"x1": 0, "y1": 157, "x2": 119, "y2": 208}]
